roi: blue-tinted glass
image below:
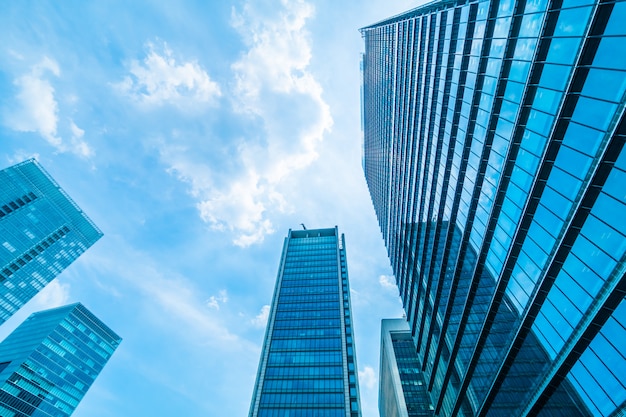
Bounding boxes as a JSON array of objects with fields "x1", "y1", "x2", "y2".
[
  {"x1": 545, "y1": 166, "x2": 581, "y2": 201},
  {"x1": 553, "y1": 145, "x2": 592, "y2": 180},
  {"x1": 519, "y1": 12, "x2": 544, "y2": 38},
  {"x1": 526, "y1": 109, "x2": 554, "y2": 136},
  {"x1": 509, "y1": 60, "x2": 532, "y2": 82},
  {"x1": 533, "y1": 87, "x2": 561, "y2": 114},
  {"x1": 604, "y1": 1, "x2": 626, "y2": 36},
  {"x1": 538, "y1": 63, "x2": 571, "y2": 91},
  {"x1": 582, "y1": 68, "x2": 626, "y2": 103},
  {"x1": 593, "y1": 37, "x2": 626, "y2": 70},
  {"x1": 525, "y1": 0, "x2": 549, "y2": 13},
  {"x1": 493, "y1": 16, "x2": 512, "y2": 38},
  {"x1": 553, "y1": 6, "x2": 593, "y2": 37},
  {"x1": 504, "y1": 81, "x2": 525, "y2": 103},
  {"x1": 561, "y1": 121, "x2": 604, "y2": 156},
  {"x1": 514, "y1": 38, "x2": 538, "y2": 61},
  {"x1": 545, "y1": 37, "x2": 581, "y2": 65},
  {"x1": 571, "y1": 96, "x2": 618, "y2": 131},
  {"x1": 0, "y1": 304, "x2": 120, "y2": 417}
]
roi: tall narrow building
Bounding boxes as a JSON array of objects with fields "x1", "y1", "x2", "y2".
[
  {"x1": 380, "y1": 319, "x2": 433, "y2": 417},
  {"x1": 0, "y1": 159, "x2": 102, "y2": 324},
  {"x1": 0, "y1": 302, "x2": 121, "y2": 417},
  {"x1": 362, "y1": 1, "x2": 626, "y2": 416},
  {"x1": 248, "y1": 227, "x2": 361, "y2": 417}
]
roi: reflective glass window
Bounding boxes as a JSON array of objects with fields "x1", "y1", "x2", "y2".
[
  {"x1": 533, "y1": 87, "x2": 561, "y2": 114},
  {"x1": 593, "y1": 37, "x2": 626, "y2": 70},
  {"x1": 561, "y1": 121, "x2": 604, "y2": 157},
  {"x1": 538, "y1": 63, "x2": 571, "y2": 91},
  {"x1": 509, "y1": 60, "x2": 532, "y2": 82},
  {"x1": 553, "y1": 145, "x2": 592, "y2": 180},
  {"x1": 603, "y1": 1, "x2": 626, "y2": 36},
  {"x1": 553, "y1": 6, "x2": 593, "y2": 37},
  {"x1": 514, "y1": 38, "x2": 538, "y2": 61},
  {"x1": 545, "y1": 37, "x2": 581, "y2": 65},
  {"x1": 571, "y1": 96, "x2": 618, "y2": 131},
  {"x1": 582, "y1": 68, "x2": 626, "y2": 103},
  {"x1": 519, "y1": 12, "x2": 544, "y2": 38}
]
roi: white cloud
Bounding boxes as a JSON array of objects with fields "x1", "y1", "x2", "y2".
[
  {"x1": 206, "y1": 290, "x2": 229, "y2": 310},
  {"x1": 4, "y1": 57, "x2": 93, "y2": 158},
  {"x1": 33, "y1": 279, "x2": 71, "y2": 309},
  {"x1": 359, "y1": 366, "x2": 377, "y2": 390},
  {"x1": 116, "y1": 41, "x2": 221, "y2": 109},
  {"x1": 379, "y1": 274, "x2": 396, "y2": 289},
  {"x1": 251, "y1": 305, "x2": 270, "y2": 328},
  {"x1": 162, "y1": 0, "x2": 332, "y2": 247}
]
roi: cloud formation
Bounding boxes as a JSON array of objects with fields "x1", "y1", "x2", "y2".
[
  {"x1": 359, "y1": 366, "x2": 377, "y2": 390},
  {"x1": 251, "y1": 305, "x2": 270, "y2": 328},
  {"x1": 33, "y1": 280, "x2": 71, "y2": 309},
  {"x1": 163, "y1": 0, "x2": 332, "y2": 247},
  {"x1": 116, "y1": 41, "x2": 221, "y2": 108},
  {"x1": 379, "y1": 274, "x2": 396, "y2": 289},
  {"x1": 207, "y1": 290, "x2": 229, "y2": 310},
  {"x1": 5, "y1": 57, "x2": 92, "y2": 157}
]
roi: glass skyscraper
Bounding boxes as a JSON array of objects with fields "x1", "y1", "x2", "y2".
[
  {"x1": 248, "y1": 227, "x2": 361, "y2": 417},
  {"x1": 380, "y1": 319, "x2": 434, "y2": 417},
  {"x1": 0, "y1": 302, "x2": 121, "y2": 417},
  {"x1": 0, "y1": 159, "x2": 102, "y2": 324},
  {"x1": 361, "y1": 0, "x2": 626, "y2": 416}
]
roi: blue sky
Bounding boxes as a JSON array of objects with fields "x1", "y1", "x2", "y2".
[{"x1": 0, "y1": 1, "x2": 423, "y2": 415}]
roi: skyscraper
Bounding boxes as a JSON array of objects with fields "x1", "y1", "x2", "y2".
[
  {"x1": 361, "y1": 1, "x2": 626, "y2": 416},
  {"x1": 0, "y1": 159, "x2": 102, "y2": 324},
  {"x1": 248, "y1": 227, "x2": 361, "y2": 417},
  {"x1": 0, "y1": 302, "x2": 121, "y2": 417},
  {"x1": 380, "y1": 319, "x2": 433, "y2": 417}
]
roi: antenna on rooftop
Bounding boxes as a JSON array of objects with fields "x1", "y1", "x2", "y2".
[{"x1": 300, "y1": 223, "x2": 307, "y2": 230}]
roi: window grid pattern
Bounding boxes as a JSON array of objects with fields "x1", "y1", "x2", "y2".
[
  {"x1": 361, "y1": 0, "x2": 626, "y2": 415},
  {"x1": 0, "y1": 303, "x2": 121, "y2": 417},
  {"x1": 249, "y1": 229, "x2": 361, "y2": 417},
  {"x1": 0, "y1": 159, "x2": 102, "y2": 324}
]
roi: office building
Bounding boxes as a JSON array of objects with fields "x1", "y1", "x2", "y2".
[
  {"x1": 380, "y1": 319, "x2": 433, "y2": 417},
  {"x1": 0, "y1": 302, "x2": 121, "y2": 416},
  {"x1": 248, "y1": 227, "x2": 361, "y2": 417},
  {"x1": 361, "y1": 1, "x2": 626, "y2": 416},
  {"x1": 0, "y1": 159, "x2": 102, "y2": 323}
]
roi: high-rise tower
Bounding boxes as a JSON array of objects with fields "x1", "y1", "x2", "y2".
[
  {"x1": 0, "y1": 159, "x2": 102, "y2": 323},
  {"x1": 0, "y1": 302, "x2": 121, "y2": 416},
  {"x1": 380, "y1": 319, "x2": 434, "y2": 417},
  {"x1": 361, "y1": 1, "x2": 626, "y2": 416},
  {"x1": 248, "y1": 227, "x2": 361, "y2": 417}
]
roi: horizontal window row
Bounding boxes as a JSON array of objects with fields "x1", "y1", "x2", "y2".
[
  {"x1": 264, "y1": 365, "x2": 343, "y2": 378},
  {"x1": 262, "y1": 378, "x2": 343, "y2": 392},
  {"x1": 268, "y1": 351, "x2": 342, "y2": 365},
  {"x1": 274, "y1": 310, "x2": 339, "y2": 320},
  {"x1": 260, "y1": 393, "x2": 344, "y2": 406},
  {"x1": 0, "y1": 192, "x2": 38, "y2": 218},
  {"x1": 271, "y1": 338, "x2": 342, "y2": 351},
  {"x1": 1, "y1": 226, "x2": 71, "y2": 282},
  {"x1": 278, "y1": 294, "x2": 339, "y2": 303},
  {"x1": 257, "y1": 407, "x2": 345, "y2": 417},
  {"x1": 272, "y1": 328, "x2": 342, "y2": 338}
]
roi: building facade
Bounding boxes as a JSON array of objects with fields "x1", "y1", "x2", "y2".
[
  {"x1": 361, "y1": 1, "x2": 626, "y2": 416},
  {"x1": 0, "y1": 302, "x2": 121, "y2": 416},
  {"x1": 0, "y1": 159, "x2": 102, "y2": 324},
  {"x1": 248, "y1": 227, "x2": 361, "y2": 417},
  {"x1": 380, "y1": 319, "x2": 434, "y2": 417}
]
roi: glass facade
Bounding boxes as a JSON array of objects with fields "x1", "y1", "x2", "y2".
[
  {"x1": 248, "y1": 227, "x2": 361, "y2": 417},
  {"x1": 0, "y1": 159, "x2": 102, "y2": 324},
  {"x1": 361, "y1": 0, "x2": 626, "y2": 416},
  {"x1": 380, "y1": 319, "x2": 434, "y2": 417},
  {"x1": 0, "y1": 302, "x2": 121, "y2": 416}
]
